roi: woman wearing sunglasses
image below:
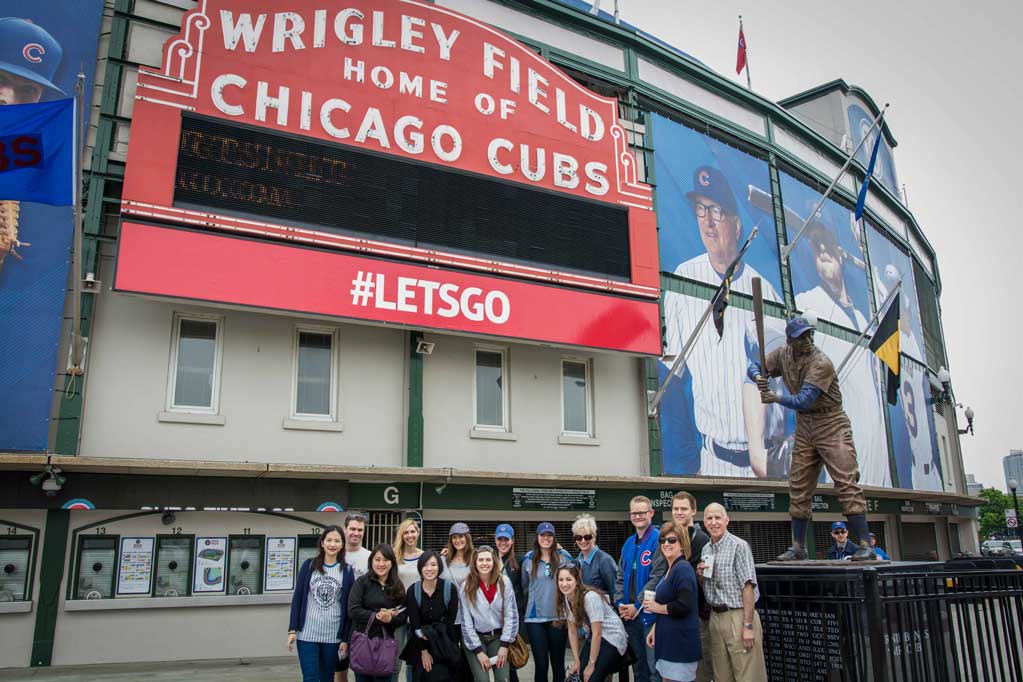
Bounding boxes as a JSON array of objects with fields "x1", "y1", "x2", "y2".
[
  {"x1": 642, "y1": 521, "x2": 700, "y2": 682},
  {"x1": 521, "y1": 522, "x2": 572, "y2": 682},
  {"x1": 570, "y1": 515, "x2": 616, "y2": 596}
]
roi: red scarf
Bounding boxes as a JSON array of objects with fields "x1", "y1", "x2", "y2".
[{"x1": 480, "y1": 581, "x2": 498, "y2": 603}]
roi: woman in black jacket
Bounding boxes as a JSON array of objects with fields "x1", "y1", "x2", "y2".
[
  {"x1": 401, "y1": 550, "x2": 462, "y2": 682},
  {"x1": 349, "y1": 544, "x2": 409, "y2": 682}
]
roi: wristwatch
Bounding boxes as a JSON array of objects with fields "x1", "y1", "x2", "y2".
[{"x1": 743, "y1": 622, "x2": 754, "y2": 630}]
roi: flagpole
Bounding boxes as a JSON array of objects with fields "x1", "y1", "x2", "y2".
[
  {"x1": 780, "y1": 104, "x2": 888, "y2": 262},
  {"x1": 835, "y1": 279, "x2": 902, "y2": 378},
  {"x1": 740, "y1": 16, "x2": 751, "y2": 90},
  {"x1": 69, "y1": 70, "x2": 86, "y2": 376},
  {"x1": 648, "y1": 225, "x2": 759, "y2": 417}
]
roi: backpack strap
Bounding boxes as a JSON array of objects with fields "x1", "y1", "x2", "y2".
[
  {"x1": 415, "y1": 581, "x2": 423, "y2": 606},
  {"x1": 443, "y1": 578, "x2": 453, "y2": 605}
]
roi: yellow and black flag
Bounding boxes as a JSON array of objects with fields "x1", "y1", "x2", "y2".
[{"x1": 869, "y1": 292, "x2": 901, "y2": 404}]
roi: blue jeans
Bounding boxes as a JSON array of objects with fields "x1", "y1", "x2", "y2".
[
  {"x1": 624, "y1": 619, "x2": 660, "y2": 682},
  {"x1": 296, "y1": 640, "x2": 339, "y2": 682},
  {"x1": 526, "y1": 621, "x2": 568, "y2": 682}
]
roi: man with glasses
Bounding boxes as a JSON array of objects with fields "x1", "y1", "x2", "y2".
[
  {"x1": 697, "y1": 503, "x2": 766, "y2": 682},
  {"x1": 827, "y1": 522, "x2": 857, "y2": 560},
  {"x1": 663, "y1": 165, "x2": 783, "y2": 479},
  {"x1": 614, "y1": 496, "x2": 661, "y2": 682}
]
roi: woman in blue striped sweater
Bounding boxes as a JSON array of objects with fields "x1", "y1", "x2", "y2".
[{"x1": 288, "y1": 526, "x2": 356, "y2": 682}]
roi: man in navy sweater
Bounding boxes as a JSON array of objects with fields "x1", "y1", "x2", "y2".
[{"x1": 827, "y1": 521, "x2": 857, "y2": 560}]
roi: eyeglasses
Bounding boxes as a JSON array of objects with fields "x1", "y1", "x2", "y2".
[
  {"x1": 573, "y1": 534, "x2": 594, "y2": 542},
  {"x1": 692, "y1": 202, "x2": 726, "y2": 221},
  {"x1": 545, "y1": 563, "x2": 551, "y2": 578},
  {"x1": 832, "y1": 530, "x2": 848, "y2": 535},
  {"x1": 659, "y1": 536, "x2": 680, "y2": 545},
  {"x1": 630, "y1": 511, "x2": 652, "y2": 517}
]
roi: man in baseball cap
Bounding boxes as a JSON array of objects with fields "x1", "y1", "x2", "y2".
[
  {"x1": 747, "y1": 315, "x2": 876, "y2": 561},
  {"x1": 827, "y1": 521, "x2": 856, "y2": 560},
  {"x1": 685, "y1": 165, "x2": 742, "y2": 279},
  {"x1": 0, "y1": 17, "x2": 65, "y2": 105}
]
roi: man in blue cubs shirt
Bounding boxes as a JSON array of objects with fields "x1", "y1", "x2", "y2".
[{"x1": 614, "y1": 495, "x2": 661, "y2": 682}]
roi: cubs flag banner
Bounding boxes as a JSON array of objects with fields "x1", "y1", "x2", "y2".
[
  {"x1": 0, "y1": 98, "x2": 74, "y2": 206},
  {"x1": 854, "y1": 126, "x2": 883, "y2": 221},
  {"x1": 869, "y1": 291, "x2": 901, "y2": 404}
]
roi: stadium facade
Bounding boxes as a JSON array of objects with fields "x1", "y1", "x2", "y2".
[{"x1": 0, "y1": 0, "x2": 979, "y2": 668}]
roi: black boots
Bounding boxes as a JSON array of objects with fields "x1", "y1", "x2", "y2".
[
  {"x1": 845, "y1": 514, "x2": 876, "y2": 561},
  {"x1": 776, "y1": 518, "x2": 810, "y2": 561}
]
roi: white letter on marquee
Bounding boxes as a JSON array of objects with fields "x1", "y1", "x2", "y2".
[{"x1": 211, "y1": 73, "x2": 246, "y2": 116}]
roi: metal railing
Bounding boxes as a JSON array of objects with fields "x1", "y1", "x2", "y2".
[{"x1": 757, "y1": 559, "x2": 1023, "y2": 682}]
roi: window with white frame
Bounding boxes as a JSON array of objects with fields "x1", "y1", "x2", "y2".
[
  {"x1": 561, "y1": 359, "x2": 593, "y2": 436},
  {"x1": 474, "y1": 348, "x2": 508, "y2": 430},
  {"x1": 167, "y1": 314, "x2": 223, "y2": 413},
  {"x1": 292, "y1": 328, "x2": 338, "y2": 420}
]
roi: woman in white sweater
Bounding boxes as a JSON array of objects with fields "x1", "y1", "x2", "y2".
[{"x1": 459, "y1": 546, "x2": 519, "y2": 682}]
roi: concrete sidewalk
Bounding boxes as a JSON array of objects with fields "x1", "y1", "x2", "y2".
[{"x1": 0, "y1": 658, "x2": 543, "y2": 681}]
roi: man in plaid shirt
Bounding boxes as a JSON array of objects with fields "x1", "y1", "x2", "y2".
[{"x1": 697, "y1": 503, "x2": 766, "y2": 682}]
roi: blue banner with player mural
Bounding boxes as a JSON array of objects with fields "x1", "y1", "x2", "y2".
[
  {"x1": 864, "y1": 222, "x2": 927, "y2": 364},
  {"x1": 889, "y1": 359, "x2": 943, "y2": 491},
  {"x1": 651, "y1": 113, "x2": 783, "y2": 298},
  {"x1": 0, "y1": 1, "x2": 104, "y2": 451},
  {"x1": 779, "y1": 171, "x2": 872, "y2": 332}
]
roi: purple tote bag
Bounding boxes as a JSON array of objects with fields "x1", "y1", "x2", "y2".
[{"x1": 349, "y1": 613, "x2": 398, "y2": 676}]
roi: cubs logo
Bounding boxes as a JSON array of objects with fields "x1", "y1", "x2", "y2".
[
  {"x1": 697, "y1": 170, "x2": 711, "y2": 187},
  {"x1": 640, "y1": 550, "x2": 654, "y2": 566},
  {"x1": 23, "y1": 43, "x2": 45, "y2": 64}
]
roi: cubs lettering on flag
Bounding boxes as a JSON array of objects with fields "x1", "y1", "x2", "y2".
[
  {"x1": 0, "y1": 98, "x2": 75, "y2": 206},
  {"x1": 869, "y1": 292, "x2": 901, "y2": 405}
]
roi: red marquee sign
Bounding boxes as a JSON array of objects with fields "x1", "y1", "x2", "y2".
[{"x1": 117, "y1": 0, "x2": 660, "y2": 354}]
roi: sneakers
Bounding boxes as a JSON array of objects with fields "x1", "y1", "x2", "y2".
[
  {"x1": 851, "y1": 542, "x2": 877, "y2": 561},
  {"x1": 776, "y1": 545, "x2": 809, "y2": 561}
]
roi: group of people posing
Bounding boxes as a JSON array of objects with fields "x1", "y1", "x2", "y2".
[{"x1": 288, "y1": 493, "x2": 767, "y2": 682}]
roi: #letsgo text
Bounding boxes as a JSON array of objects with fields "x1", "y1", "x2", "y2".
[{"x1": 350, "y1": 271, "x2": 510, "y2": 324}]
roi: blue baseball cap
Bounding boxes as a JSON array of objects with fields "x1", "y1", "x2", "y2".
[
  {"x1": 448, "y1": 522, "x2": 470, "y2": 536},
  {"x1": 831, "y1": 521, "x2": 847, "y2": 532},
  {"x1": 685, "y1": 166, "x2": 738, "y2": 216},
  {"x1": 786, "y1": 316, "x2": 815, "y2": 339},
  {"x1": 0, "y1": 18, "x2": 65, "y2": 98},
  {"x1": 495, "y1": 524, "x2": 514, "y2": 540},
  {"x1": 536, "y1": 522, "x2": 556, "y2": 536}
]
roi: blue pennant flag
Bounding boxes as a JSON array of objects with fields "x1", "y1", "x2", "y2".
[
  {"x1": 0, "y1": 98, "x2": 75, "y2": 206},
  {"x1": 854, "y1": 128, "x2": 883, "y2": 221}
]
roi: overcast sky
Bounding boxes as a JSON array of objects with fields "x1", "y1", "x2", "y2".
[{"x1": 615, "y1": 0, "x2": 1021, "y2": 492}]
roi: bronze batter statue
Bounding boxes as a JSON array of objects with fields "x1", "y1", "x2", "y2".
[{"x1": 747, "y1": 316, "x2": 876, "y2": 561}]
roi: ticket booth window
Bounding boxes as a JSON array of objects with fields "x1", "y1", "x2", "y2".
[
  {"x1": 228, "y1": 536, "x2": 263, "y2": 595},
  {"x1": 154, "y1": 536, "x2": 193, "y2": 598},
  {"x1": 0, "y1": 537, "x2": 32, "y2": 602},
  {"x1": 76, "y1": 536, "x2": 118, "y2": 599}
]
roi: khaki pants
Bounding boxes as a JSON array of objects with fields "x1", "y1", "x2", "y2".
[
  {"x1": 695, "y1": 616, "x2": 714, "y2": 682},
  {"x1": 789, "y1": 411, "x2": 866, "y2": 520},
  {"x1": 708, "y1": 609, "x2": 766, "y2": 682}
]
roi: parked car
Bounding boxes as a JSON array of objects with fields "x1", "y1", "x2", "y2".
[{"x1": 981, "y1": 539, "x2": 1023, "y2": 557}]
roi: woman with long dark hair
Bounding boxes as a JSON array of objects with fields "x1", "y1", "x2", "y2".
[
  {"x1": 520, "y1": 523, "x2": 572, "y2": 682},
  {"x1": 288, "y1": 525, "x2": 356, "y2": 682},
  {"x1": 556, "y1": 564, "x2": 628, "y2": 682},
  {"x1": 401, "y1": 550, "x2": 462, "y2": 682},
  {"x1": 643, "y1": 521, "x2": 700, "y2": 682},
  {"x1": 348, "y1": 544, "x2": 409, "y2": 682},
  {"x1": 460, "y1": 546, "x2": 518, "y2": 682}
]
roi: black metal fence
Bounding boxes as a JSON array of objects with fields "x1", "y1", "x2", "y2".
[{"x1": 757, "y1": 559, "x2": 1023, "y2": 682}]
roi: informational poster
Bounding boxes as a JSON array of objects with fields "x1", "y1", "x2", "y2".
[
  {"x1": 512, "y1": 488, "x2": 596, "y2": 511},
  {"x1": 116, "y1": 537, "x2": 154, "y2": 596},
  {"x1": 193, "y1": 537, "x2": 227, "y2": 594},
  {"x1": 264, "y1": 537, "x2": 297, "y2": 592}
]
